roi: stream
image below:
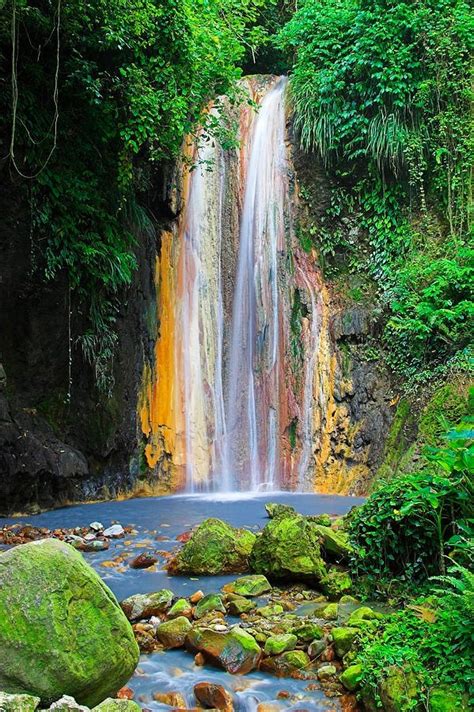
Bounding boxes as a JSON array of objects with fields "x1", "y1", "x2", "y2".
[{"x1": 2, "y1": 492, "x2": 364, "y2": 711}]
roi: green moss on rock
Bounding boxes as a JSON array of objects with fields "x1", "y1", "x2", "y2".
[
  {"x1": 185, "y1": 626, "x2": 261, "y2": 674},
  {"x1": 313, "y1": 525, "x2": 353, "y2": 560},
  {"x1": 429, "y1": 686, "x2": 469, "y2": 712},
  {"x1": 194, "y1": 593, "x2": 226, "y2": 619},
  {"x1": 224, "y1": 575, "x2": 272, "y2": 597},
  {"x1": 0, "y1": 693, "x2": 40, "y2": 712},
  {"x1": 250, "y1": 515, "x2": 327, "y2": 582},
  {"x1": 0, "y1": 539, "x2": 139, "y2": 707},
  {"x1": 93, "y1": 700, "x2": 141, "y2": 712},
  {"x1": 120, "y1": 590, "x2": 173, "y2": 621},
  {"x1": 167, "y1": 519, "x2": 256, "y2": 575},
  {"x1": 264, "y1": 633, "x2": 298, "y2": 655},
  {"x1": 331, "y1": 627, "x2": 358, "y2": 658},
  {"x1": 156, "y1": 616, "x2": 192, "y2": 648},
  {"x1": 321, "y1": 569, "x2": 353, "y2": 599},
  {"x1": 339, "y1": 664, "x2": 363, "y2": 691}
]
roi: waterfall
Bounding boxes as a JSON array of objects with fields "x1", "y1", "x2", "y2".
[
  {"x1": 224, "y1": 78, "x2": 288, "y2": 490},
  {"x1": 139, "y1": 76, "x2": 328, "y2": 494}
]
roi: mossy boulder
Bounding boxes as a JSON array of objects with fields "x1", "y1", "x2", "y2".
[
  {"x1": 265, "y1": 503, "x2": 297, "y2": 519},
  {"x1": 320, "y1": 569, "x2": 352, "y2": 599},
  {"x1": 379, "y1": 666, "x2": 420, "y2": 712},
  {"x1": 168, "y1": 519, "x2": 256, "y2": 575},
  {"x1": 347, "y1": 606, "x2": 383, "y2": 627},
  {"x1": 264, "y1": 633, "x2": 298, "y2": 655},
  {"x1": 320, "y1": 603, "x2": 338, "y2": 620},
  {"x1": 307, "y1": 514, "x2": 332, "y2": 527},
  {"x1": 429, "y1": 686, "x2": 469, "y2": 712},
  {"x1": 0, "y1": 693, "x2": 40, "y2": 712},
  {"x1": 331, "y1": 627, "x2": 358, "y2": 658},
  {"x1": 93, "y1": 701, "x2": 141, "y2": 712},
  {"x1": 260, "y1": 650, "x2": 310, "y2": 677},
  {"x1": 185, "y1": 626, "x2": 261, "y2": 674},
  {"x1": 292, "y1": 622, "x2": 324, "y2": 642},
  {"x1": 226, "y1": 597, "x2": 256, "y2": 615},
  {"x1": 313, "y1": 526, "x2": 353, "y2": 560},
  {"x1": 250, "y1": 515, "x2": 327, "y2": 582},
  {"x1": 167, "y1": 598, "x2": 192, "y2": 619},
  {"x1": 120, "y1": 590, "x2": 173, "y2": 621},
  {"x1": 339, "y1": 664, "x2": 363, "y2": 691},
  {"x1": 156, "y1": 616, "x2": 192, "y2": 648},
  {"x1": 0, "y1": 539, "x2": 139, "y2": 707},
  {"x1": 194, "y1": 593, "x2": 226, "y2": 619},
  {"x1": 256, "y1": 603, "x2": 284, "y2": 618},
  {"x1": 223, "y1": 575, "x2": 271, "y2": 597}
]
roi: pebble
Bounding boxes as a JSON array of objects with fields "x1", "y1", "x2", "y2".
[{"x1": 103, "y1": 524, "x2": 125, "y2": 538}]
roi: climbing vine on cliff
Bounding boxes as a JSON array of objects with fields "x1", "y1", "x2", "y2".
[
  {"x1": 0, "y1": 0, "x2": 268, "y2": 392},
  {"x1": 280, "y1": 0, "x2": 473, "y2": 382}
]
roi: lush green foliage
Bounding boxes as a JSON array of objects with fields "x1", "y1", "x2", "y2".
[
  {"x1": 0, "y1": 0, "x2": 267, "y2": 390},
  {"x1": 280, "y1": 0, "x2": 473, "y2": 381},
  {"x1": 349, "y1": 416, "x2": 474, "y2": 584},
  {"x1": 356, "y1": 562, "x2": 474, "y2": 707}
]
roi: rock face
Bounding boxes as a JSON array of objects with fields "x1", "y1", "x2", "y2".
[
  {"x1": 249, "y1": 515, "x2": 327, "y2": 582},
  {"x1": 167, "y1": 519, "x2": 256, "y2": 575},
  {"x1": 0, "y1": 539, "x2": 139, "y2": 706}
]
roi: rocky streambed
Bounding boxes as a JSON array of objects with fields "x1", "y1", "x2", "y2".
[{"x1": 0, "y1": 493, "x2": 370, "y2": 712}]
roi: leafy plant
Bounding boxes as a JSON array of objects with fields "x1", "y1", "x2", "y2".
[{"x1": 349, "y1": 416, "x2": 474, "y2": 583}]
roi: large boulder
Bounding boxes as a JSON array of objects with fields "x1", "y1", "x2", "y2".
[
  {"x1": 167, "y1": 519, "x2": 256, "y2": 575},
  {"x1": 185, "y1": 626, "x2": 261, "y2": 674},
  {"x1": 249, "y1": 515, "x2": 327, "y2": 582},
  {"x1": 0, "y1": 539, "x2": 139, "y2": 707}
]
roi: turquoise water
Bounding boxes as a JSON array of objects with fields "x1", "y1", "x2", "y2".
[{"x1": 3, "y1": 492, "x2": 364, "y2": 711}]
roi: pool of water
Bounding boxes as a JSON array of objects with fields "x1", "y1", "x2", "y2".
[{"x1": 3, "y1": 492, "x2": 364, "y2": 711}]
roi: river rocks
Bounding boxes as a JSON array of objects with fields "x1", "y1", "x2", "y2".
[
  {"x1": 168, "y1": 598, "x2": 193, "y2": 619},
  {"x1": 321, "y1": 570, "x2": 353, "y2": 599},
  {"x1": 167, "y1": 519, "x2": 256, "y2": 575},
  {"x1": 156, "y1": 616, "x2": 192, "y2": 648},
  {"x1": 129, "y1": 553, "x2": 157, "y2": 569},
  {"x1": 317, "y1": 664, "x2": 337, "y2": 681},
  {"x1": 49, "y1": 695, "x2": 89, "y2": 712},
  {"x1": 120, "y1": 590, "x2": 173, "y2": 620},
  {"x1": 308, "y1": 639, "x2": 327, "y2": 659},
  {"x1": 339, "y1": 664, "x2": 363, "y2": 691},
  {"x1": 260, "y1": 651, "x2": 310, "y2": 677},
  {"x1": 313, "y1": 526, "x2": 353, "y2": 560},
  {"x1": 264, "y1": 634, "x2": 297, "y2": 655},
  {"x1": 92, "y1": 700, "x2": 140, "y2": 712},
  {"x1": 194, "y1": 682, "x2": 233, "y2": 711},
  {"x1": 226, "y1": 597, "x2": 256, "y2": 615},
  {"x1": 320, "y1": 603, "x2": 338, "y2": 620},
  {"x1": 331, "y1": 627, "x2": 358, "y2": 658},
  {"x1": 152, "y1": 692, "x2": 187, "y2": 708},
  {"x1": 102, "y1": 525, "x2": 125, "y2": 538},
  {"x1": 223, "y1": 575, "x2": 272, "y2": 597},
  {"x1": 256, "y1": 604, "x2": 284, "y2": 618},
  {"x1": 194, "y1": 594, "x2": 226, "y2": 619},
  {"x1": 0, "y1": 539, "x2": 139, "y2": 707},
  {"x1": 347, "y1": 606, "x2": 383, "y2": 627},
  {"x1": 292, "y1": 622, "x2": 324, "y2": 642},
  {"x1": 0, "y1": 692, "x2": 40, "y2": 712},
  {"x1": 185, "y1": 626, "x2": 261, "y2": 674},
  {"x1": 249, "y1": 515, "x2": 327, "y2": 582},
  {"x1": 265, "y1": 503, "x2": 297, "y2": 519}
]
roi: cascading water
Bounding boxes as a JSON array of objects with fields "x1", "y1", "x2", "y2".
[
  {"x1": 224, "y1": 78, "x2": 288, "y2": 491},
  {"x1": 139, "y1": 76, "x2": 328, "y2": 494}
]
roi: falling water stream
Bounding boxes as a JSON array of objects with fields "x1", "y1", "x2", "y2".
[{"x1": 178, "y1": 77, "x2": 293, "y2": 493}]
